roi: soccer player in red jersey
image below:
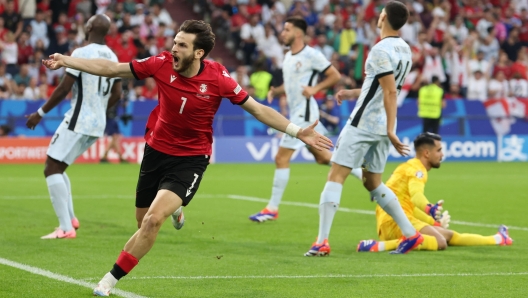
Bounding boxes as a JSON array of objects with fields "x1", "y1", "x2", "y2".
[{"x1": 43, "y1": 20, "x2": 332, "y2": 296}]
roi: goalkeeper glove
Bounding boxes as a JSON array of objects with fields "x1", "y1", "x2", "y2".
[
  {"x1": 433, "y1": 210, "x2": 451, "y2": 229},
  {"x1": 425, "y1": 200, "x2": 444, "y2": 221}
]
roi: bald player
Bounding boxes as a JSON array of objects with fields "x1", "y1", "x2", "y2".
[{"x1": 26, "y1": 14, "x2": 122, "y2": 239}]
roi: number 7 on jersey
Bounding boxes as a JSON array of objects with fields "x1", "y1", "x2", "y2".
[{"x1": 180, "y1": 97, "x2": 187, "y2": 114}]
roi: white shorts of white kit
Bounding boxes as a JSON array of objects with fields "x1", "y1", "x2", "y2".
[
  {"x1": 47, "y1": 119, "x2": 98, "y2": 165},
  {"x1": 330, "y1": 125, "x2": 390, "y2": 174},
  {"x1": 279, "y1": 121, "x2": 329, "y2": 150}
]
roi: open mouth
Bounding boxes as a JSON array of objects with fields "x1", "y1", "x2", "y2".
[{"x1": 173, "y1": 56, "x2": 179, "y2": 67}]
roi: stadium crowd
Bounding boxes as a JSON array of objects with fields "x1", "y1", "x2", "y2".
[
  {"x1": 0, "y1": 0, "x2": 176, "y2": 101},
  {"x1": 0, "y1": 0, "x2": 528, "y2": 105}
]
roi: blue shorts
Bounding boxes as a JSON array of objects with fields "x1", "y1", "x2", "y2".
[{"x1": 104, "y1": 118, "x2": 120, "y2": 135}]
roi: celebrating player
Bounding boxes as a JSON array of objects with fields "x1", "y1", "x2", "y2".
[
  {"x1": 42, "y1": 20, "x2": 332, "y2": 296},
  {"x1": 357, "y1": 133, "x2": 513, "y2": 252},
  {"x1": 26, "y1": 14, "x2": 122, "y2": 239},
  {"x1": 304, "y1": 1, "x2": 424, "y2": 257},
  {"x1": 249, "y1": 17, "x2": 362, "y2": 223}
]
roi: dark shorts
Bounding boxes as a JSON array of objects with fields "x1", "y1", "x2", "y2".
[
  {"x1": 105, "y1": 118, "x2": 120, "y2": 135},
  {"x1": 135, "y1": 144, "x2": 210, "y2": 208}
]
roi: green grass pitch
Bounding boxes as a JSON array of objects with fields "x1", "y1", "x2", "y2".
[{"x1": 0, "y1": 162, "x2": 527, "y2": 297}]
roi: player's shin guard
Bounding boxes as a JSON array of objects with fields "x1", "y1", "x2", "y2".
[
  {"x1": 316, "y1": 182, "x2": 342, "y2": 244},
  {"x1": 371, "y1": 183, "x2": 416, "y2": 238},
  {"x1": 62, "y1": 172, "x2": 76, "y2": 220},
  {"x1": 267, "y1": 168, "x2": 290, "y2": 210},
  {"x1": 448, "y1": 231, "x2": 497, "y2": 246},
  {"x1": 46, "y1": 174, "x2": 74, "y2": 232},
  {"x1": 110, "y1": 250, "x2": 139, "y2": 280}
]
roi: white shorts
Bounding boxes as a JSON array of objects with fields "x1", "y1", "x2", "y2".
[
  {"x1": 279, "y1": 121, "x2": 328, "y2": 150},
  {"x1": 330, "y1": 125, "x2": 390, "y2": 173},
  {"x1": 47, "y1": 119, "x2": 98, "y2": 165}
]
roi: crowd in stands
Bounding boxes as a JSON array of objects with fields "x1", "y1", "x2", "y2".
[
  {"x1": 196, "y1": 0, "x2": 528, "y2": 104},
  {"x1": 1, "y1": 0, "x2": 528, "y2": 106},
  {"x1": 0, "y1": 0, "x2": 176, "y2": 101}
]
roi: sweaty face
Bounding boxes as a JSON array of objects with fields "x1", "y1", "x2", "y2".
[
  {"x1": 280, "y1": 22, "x2": 296, "y2": 47},
  {"x1": 172, "y1": 32, "x2": 197, "y2": 73},
  {"x1": 428, "y1": 140, "x2": 444, "y2": 168}
]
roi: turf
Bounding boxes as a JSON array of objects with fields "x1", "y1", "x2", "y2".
[{"x1": 0, "y1": 162, "x2": 527, "y2": 297}]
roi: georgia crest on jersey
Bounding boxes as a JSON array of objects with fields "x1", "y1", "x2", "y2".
[
  {"x1": 350, "y1": 37, "x2": 412, "y2": 135},
  {"x1": 64, "y1": 43, "x2": 119, "y2": 137},
  {"x1": 282, "y1": 46, "x2": 331, "y2": 125}
]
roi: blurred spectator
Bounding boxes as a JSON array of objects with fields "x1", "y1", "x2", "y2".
[
  {"x1": 319, "y1": 95, "x2": 340, "y2": 136},
  {"x1": 258, "y1": 23, "x2": 283, "y2": 67},
  {"x1": 511, "y1": 47, "x2": 528, "y2": 80},
  {"x1": 509, "y1": 72, "x2": 528, "y2": 97},
  {"x1": 115, "y1": 31, "x2": 137, "y2": 62},
  {"x1": 488, "y1": 71, "x2": 509, "y2": 98},
  {"x1": 118, "y1": 13, "x2": 134, "y2": 33},
  {"x1": 151, "y1": 3, "x2": 173, "y2": 27},
  {"x1": 338, "y1": 19, "x2": 356, "y2": 58},
  {"x1": 247, "y1": 0, "x2": 262, "y2": 16},
  {"x1": 0, "y1": 17, "x2": 9, "y2": 41},
  {"x1": 422, "y1": 47, "x2": 446, "y2": 84},
  {"x1": 240, "y1": 14, "x2": 264, "y2": 65},
  {"x1": 131, "y1": 4, "x2": 146, "y2": 26},
  {"x1": 28, "y1": 10, "x2": 49, "y2": 48},
  {"x1": 469, "y1": 50, "x2": 491, "y2": 74},
  {"x1": 230, "y1": 65, "x2": 250, "y2": 90},
  {"x1": 401, "y1": 11, "x2": 422, "y2": 45},
  {"x1": 493, "y1": 52, "x2": 512, "y2": 79},
  {"x1": 313, "y1": 34, "x2": 333, "y2": 60},
  {"x1": 444, "y1": 84, "x2": 463, "y2": 100},
  {"x1": 139, "y1": 14, "x2": 158, "y2": 40},
  {"x1": 466, "y1": 70, "x2": 489, "y2": 101},
  {"x1": 1, "y1": 31, "x2": 18, "y2": 76},
  {"x1": 476, "y1": 8, "x2": 494, "y2": 40},
  {"x1": 23, "y1": 77, "x2": 39, "y2": 100},
  {"x1": 0, "y1": 124, "x2": 12, "y2": 136},
  {"x1": 14, "y1": 64, "x2": 31, "y2": 87},
  {"x1": 139, "y1": 77, "x2": 158, "y2": 100},
  {"x1": 449, "y1": 16, "x2": 468, "y2": 45},
  {"x1": 249, "y1": 61, "x2": 272, "y2": 101},
  {"x1": 0, "y1": 63, "x2": 13, "y2": 98},
  {"x1": 11, "y1": 82, "x2": 26, "y2": 99},
  {"x1": 17, "y1": 31, "x2": 33, "y2": 64},
  {"x1": 2, "y1": 0, "x2": 22, "y2": 38},
  {"x1": 502, "y1": 28, "x2": 523, "y2": 62}
]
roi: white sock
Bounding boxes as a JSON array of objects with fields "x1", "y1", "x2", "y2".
[
  {"x1": 62, "y1": 172, "x2": 76, "y2": 220},
  {"x1": 316, "y1": 181, "x2": 342, "y2": 244},
  {"x1": 377, "y1": 241, "x2": 386, "y2": 251},
  {"x1": 494, "y1": 234, "x2": 502, "y2": 244},
  {"x1": 350, "y1": 168, "x2": 363, "y2": 180},
  {"x1": 371, "y1": 183, "x2": 415, "y2": 238},
  {"x1": 266, "y1": 168, "x2": 290, "y2": 210},
  {"x1": 46, "y1": 174, "x2": 73, "y2": 232}
]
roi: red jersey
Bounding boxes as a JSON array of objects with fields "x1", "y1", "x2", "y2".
[{"x1": 130, "y1": 52, "x2": 249, "y2": 156}]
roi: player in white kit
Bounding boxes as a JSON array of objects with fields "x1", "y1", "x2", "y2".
[
  {"x1": 25, "y1": 15, "x2": 122, "y2": 239},
  {"x1": 249, "y1": 17, "x2": 356, "y2": 222},
  {"x1": 304, "y1": 1, "x2": 424, "y2": 256}
]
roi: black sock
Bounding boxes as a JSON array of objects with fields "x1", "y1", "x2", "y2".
[{"x1": 110, "y1": 263, "x2": 127, "y2": 280}]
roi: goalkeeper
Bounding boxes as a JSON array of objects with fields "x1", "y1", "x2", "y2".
[{"x1": 357, "y1": 133, "x2": 513, "y2": 252}]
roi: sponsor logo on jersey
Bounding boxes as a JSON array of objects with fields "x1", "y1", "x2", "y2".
[
  {"x1": 415, "y1": 171, "x2": 424, "y2": 178},
  {"x1": 200, "y1": 84, "x2": 207, "y2": 93},
  {"x1": 222, "y1": 70, "x2": 230, "y2": 77},
  {"x1": 170, "y1": 75, "x2": 177, "y2": 83},
  {"x1": 234, "y1": 84, "x2": 242, "y2": 95}
]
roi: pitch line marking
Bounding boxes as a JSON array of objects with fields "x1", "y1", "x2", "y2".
[
  {"x1": 225, "y1": 194, "x2": 528, "y2": 232},
  {"x1": 81, "y1": 272, "x2": 528, "y2": 281},
  {"x1": 0, "y1": 257, "x2": 146, "y2": 298}
]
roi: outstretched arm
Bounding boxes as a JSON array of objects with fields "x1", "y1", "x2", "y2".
[
  {"x1": 241, "y1": 96, "x2": 333, "y2": 151},
  {"x1": 43, "y1": 53, "x2": 136, "y2": 79}
]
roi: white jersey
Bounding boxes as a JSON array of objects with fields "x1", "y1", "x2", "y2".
[
  {"x1": 282, "y1": 45, "x2": 331, "y2": 125},
  {"x1": 509, "y1": 79, "x2": 528, "y2": 98},
  {"x1": 65, "y1": 43, "x2": 119, "y2": 137},
  {"x1": 350, "y1": 37, "x2": 412, "y2": 135}
]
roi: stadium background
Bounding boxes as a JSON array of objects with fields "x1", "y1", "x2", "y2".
[{"x1": 0, "y1": 0, "x2": 527, "y2": 164}]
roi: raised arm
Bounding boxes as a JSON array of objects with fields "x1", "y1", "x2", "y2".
[
  {"x1": 43, "y1": 53, "x2": 136, "y2": 79},
  {"x1": 241, "y1": 96, "x2": 333, "y2": 151}
]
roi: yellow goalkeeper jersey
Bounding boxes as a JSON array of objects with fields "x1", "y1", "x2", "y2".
[{"x1": 376, "y1": 158, "x2": 429, "y2": 227}]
